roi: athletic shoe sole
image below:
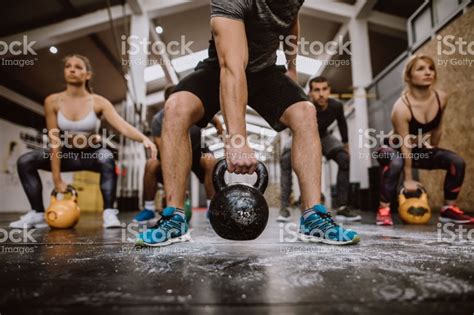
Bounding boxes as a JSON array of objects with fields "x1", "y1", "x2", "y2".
[
  {"x1": 103, "y1": 221, "x2": 122, "y2": 229},
  {"x1": 276, "y1": 215, "x2": 291, "y2": 223},
  {"x1": 335, "y1": 215, "x2": 362, "y2": 222},
  {"x1": 297, "y1": 232, "x2": 360, "y2": 245},
  {"x1": 135, "y1": 232, "x2": 191, "y2": 247},
  {"x1": 9, "y1": 222, "x2": 49, "y2": 229},
  {"x1": 376, "y1": 221, "x2": 393, "y2": 226},
  {"x1": 438, "y1": 217, "x2": 471, "y2": 224}
]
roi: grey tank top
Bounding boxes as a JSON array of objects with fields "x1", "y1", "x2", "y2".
[{"x1": 56, "y1": 93, "x2": 99, "y2": 133}]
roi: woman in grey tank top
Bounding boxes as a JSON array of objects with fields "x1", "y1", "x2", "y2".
[{"x1": 10, "y1": 55, "x2": 157, "y2": 229}]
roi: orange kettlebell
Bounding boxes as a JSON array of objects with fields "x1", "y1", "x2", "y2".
[
  {"x1": 398, "y1": 186, "x2": 431, "y2": 224},
  {"x1": 45, "y1": 185, "x2": 80, "y2": 229}
]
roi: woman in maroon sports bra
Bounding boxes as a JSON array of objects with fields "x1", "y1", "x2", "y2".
[{"x1": 374, "y1": 54, "x2": 471, "y2": 226}]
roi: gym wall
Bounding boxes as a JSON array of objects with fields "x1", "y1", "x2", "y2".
[
  {"x1": 0, "y1": 118, "x2": 73, "y2": 212},
  {"x1": 416, "y1": 8, "x2": 474, "y2": 211}
]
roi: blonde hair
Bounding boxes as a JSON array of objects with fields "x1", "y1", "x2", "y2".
[
  {"x1": 403, "y1": 54, "x2": 436, "y2": 88},
  {"x1": 63, "y1": 54, "x2": 93, "y2": 93}
]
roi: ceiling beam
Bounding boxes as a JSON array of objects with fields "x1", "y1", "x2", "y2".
[
  {"x1": 313, "y1": 23, "x2": 349, "y2": 77},
  {"x1": 0, "y1": 0, "x2": 208, "y2": 58},
  {"x1": 127, "y1": 0, "x2": 145, "y2": 15},
  {"x1": 58, "y1": 0, "x2": 127, "y2": 84},
  {"x1": 0, "y1": 85, "x2": 44, "y2": 116},
  {"x1": 301, "y1": 1, "x2": 407, "y2": 35},
  {"x1": 368, "y1": 11, "x2": 407, "y2": 33},
  {"x1": 355, "y1": 0, "x2": 378, "y2": 19},
  {"x1": 300, "y1": 0, "x2": 354, "y2": 23}
]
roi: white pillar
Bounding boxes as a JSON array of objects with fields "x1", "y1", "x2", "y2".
[
  {"x1": 126, "y1": 13, "x2": 149, "y2": 206},
  {"x1": 348, "y1": 18, "x2": 372, "y2": 189}
]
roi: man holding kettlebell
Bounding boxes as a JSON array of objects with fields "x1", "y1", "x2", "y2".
[{"x1": 136, "y1": 0, "x2": 360, "y2": 246}]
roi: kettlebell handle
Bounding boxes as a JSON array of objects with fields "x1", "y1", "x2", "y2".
[
  {"x1": 51, "y1": 185, "x2": 78, "y2": 200},
  {"x1": 213, "y1": 158, "x2": 268, "y2": 194},
  {"x1": 400, "y1": 185, "x2": 426, "y2": 196}
]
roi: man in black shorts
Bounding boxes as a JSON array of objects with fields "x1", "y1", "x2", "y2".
[
  {"x1": 136, "y1": 0, "x2": 360, "y2": 246},
  {"x1": 279, "y1": 76, "x2": 361, "y2": 223},
  {"x1": 132, "y1": 85, "x2": 223, "y2": 225}
]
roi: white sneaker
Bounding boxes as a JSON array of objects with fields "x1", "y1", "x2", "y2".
[
  {"x1": 9, "y1": 210, "x2": 48, "y2": 229},
  {"x1": 103, "y1": 209, "x2": 121, "y2": 228}
]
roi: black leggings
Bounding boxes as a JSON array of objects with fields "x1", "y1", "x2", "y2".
[
  {"x1": 17, "y1": 148, "x2": 117, "y2": 212},
  {"x1": 376, "y1": 146, "x2": 465, "y2": 203}
]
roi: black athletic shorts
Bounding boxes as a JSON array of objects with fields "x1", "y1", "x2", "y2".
[
  {"x1": 173, "y1": 61, "x2": 309, "y2": 132},
  {"x1": 156, "y1": 125, "x2": 210, "y2": 184}
]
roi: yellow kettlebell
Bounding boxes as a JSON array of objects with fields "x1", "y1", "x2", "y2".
[
  {"x1": 45, "y1": 185, "x2": 80, "y2": 229},
  {"x1": 398, "y1": 186, "x2": 431, "y2": 224}
]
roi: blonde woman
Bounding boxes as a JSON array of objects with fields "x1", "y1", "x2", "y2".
[
  {"x1": 10, "y1": 54, "x2": 156, "y2": 229},
  {"x1": 375, "y1": 55, "x2": 470, "y2": 226}
]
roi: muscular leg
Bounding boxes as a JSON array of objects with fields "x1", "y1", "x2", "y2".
[
  {"x1": 412, "y1": 148, "x2": 465, "y2": 204},
  {"x1": 279, "y1": 147, "x2": 292, "y2": 209},
  {"x1": 200, "y1": 153, "x2": 217, "y2": 199},
  {"x1": 17, "y1": 150, "x2": 51, "y2": 212},
  {"x1": 17, "y1": 149, "x2": 98, "y2": 212},
  {"x1": 85, "y1": 148, "x2": 117, "y2": 209},
  {"x1": 143, "y1": 159, "x2": 161, "y2": 202},
  {"x1": 331, "y1": 149, "x2": 350, "y2": 208},
  {"x1": 376, "y1": 147, "x2": 404, "y2": 208},
  {"x1": 162, "y1": 91, "x2": 205, "y2": 208},
  {"x1": 279, "y1": 101, "x2": 321, "y2": 209}
]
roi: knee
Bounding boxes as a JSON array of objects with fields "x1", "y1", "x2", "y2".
[
  {"x1": 164, "y1": 95, "x2": 196, "y2": 128},
  {"x1": 335, "y1": 150, "x2": 350, "y2": 170},
  {"x1": 95, "y1": 149, "x2": 115, "y2": 170},
  {"x1": 283, "y1": 102, "x2": 317, "y2": 130},
  {"x1": 389, "y1": 157, "x2": 404, "y2": 174},
  {"x1": 449, "y1": 154, "x2": 465, "y2": 174},
  {"x1": 145, "y1": 158, "x2": 161, "y2": 173},
  {"x1": 200, "y1": 153, "x2": 216, "y2": 172},
  {"x1": 17, "y1": 151, "x2": 42, "y2": 172}
]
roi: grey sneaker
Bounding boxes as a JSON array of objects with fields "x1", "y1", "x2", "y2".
[
  {"x1": 335, "y1": 206, "x2": 361, "y2": 222},
  {"x1": 277, "y1": 207, "x2": 291, "y2": 222}
]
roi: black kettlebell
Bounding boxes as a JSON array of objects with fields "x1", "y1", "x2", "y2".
[{"x1": 209, "y1": 159, "x2": 269, "y2": 240}]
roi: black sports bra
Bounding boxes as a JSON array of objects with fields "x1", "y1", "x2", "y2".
[{"x1": 402, "y1": 90, "x2": 443, "y2": 135}]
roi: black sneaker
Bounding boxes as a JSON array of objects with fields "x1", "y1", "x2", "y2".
[
  {"x1": 277, "y1": 207, "x2": 291, "y2": 222},
  {"x1": 335, "y1": 206, "x2": 361, "y2": 222},
  {"x1": 439, "y1": 205, "x2": 473, "y2": 224}
]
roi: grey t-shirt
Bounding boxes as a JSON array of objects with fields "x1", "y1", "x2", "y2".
[{"x1": 204, "y1": 0, "x2": 304, "y2": 73}]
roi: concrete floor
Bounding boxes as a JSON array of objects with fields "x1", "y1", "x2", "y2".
[{"x1": 0, "y1": 209, "x2": 473, "y2": 314}]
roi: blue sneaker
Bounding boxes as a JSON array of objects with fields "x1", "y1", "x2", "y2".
[
  {"x1": 133, "y1": 209, "x2": 156, "y2": 225},
  {"x1": 298, "y1": 204, "x2": 360, "y2": 245},
  {"x1": 135, "y1": 207, "x2": 190, "y2": 247}
]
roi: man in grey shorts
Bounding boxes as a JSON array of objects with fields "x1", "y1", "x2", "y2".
[{"x1": 278, "y1": 76, "x2": 361, "y2": 222}]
